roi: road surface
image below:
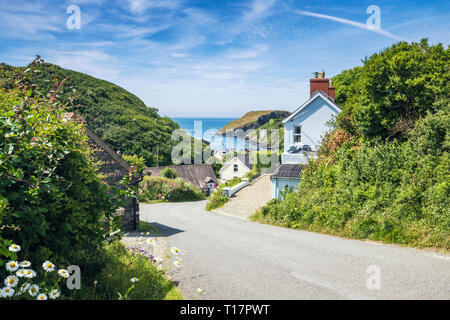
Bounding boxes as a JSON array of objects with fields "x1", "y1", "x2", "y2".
[{"x1": 140, "y1": 201, "x2": 450, "y2": 300}]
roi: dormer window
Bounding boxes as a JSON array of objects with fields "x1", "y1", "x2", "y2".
[{"x1": 293, "y1": 125, "x2": 302, "y2": 143}]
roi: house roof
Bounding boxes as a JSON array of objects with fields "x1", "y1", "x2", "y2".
[
  {"x1": 145, "y1": 164, "x2": 218, "y2": 190},
  {"x1": 271, "y1": 164, "x2": 303, "y2": 179},
  {"x1": 282, "y1": 90, "x2": 341, "y2": 124}
]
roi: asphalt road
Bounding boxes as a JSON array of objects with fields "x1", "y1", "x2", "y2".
[{"x1": 140, "y1": 201, "x2": 450, "y2": 300}]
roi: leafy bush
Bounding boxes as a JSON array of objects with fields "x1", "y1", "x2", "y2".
[
  {"x1": 0, "y1": 72, "x2": 118, "y2": 267},
  {"x1": 205, "y1": 186, "x2": 229, "y2": 211},
  {"x1": 160, "y1": 167, "x2": 179, "y2": 179},
  {"x1": 122, "y1": 154, "x2": 146, "y2": 176},
  {"x1": 140, "y1": 176, "x2": 204, "y2": 202}
]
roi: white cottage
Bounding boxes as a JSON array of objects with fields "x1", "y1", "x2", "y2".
[
  {"x1": 271, "y1": 72, "x2": 341, "y2": 199},
  {"x1": 219, "y1": 154, "x2": 253, "y2": 181}
]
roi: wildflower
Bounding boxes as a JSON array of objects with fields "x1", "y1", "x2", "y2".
[
  {"x1": 24, "y1": 269, "x2": 37, "y2": 279},
  {"x1": 146, "y1": 239, "x2": 155, "y2": 245},
  {"x1": 49, "y1": 289, "x2": 60, "y2": 299},
  {"x1": 8, "y1": 244, "x2": 21, "y2": 252},
  {"x1": 4, "y1": 275, "x2": 19, "y2": 287},
  {"x1": 171, "y1": 247, "x2": 180, "y2": 255},
  {"x1": 58, "y1": 269, "x2": 69, "y2": 278},
  {"x1": 16, "y1": 269, "x2": 26, "y2": 278},
  {"x1": 37, "y1": 293, "x2": 48, "y2": 300},
  {"x1": 6, "y1": 261, "x2": 19, "y2": 272},
  {"x1": 19, "y1": 261, "x2": 31, "y2": 268},
  {"x1": 154, "y1": 257, "x2": 163, "y2": 263},
  {"x1": 19, "y1": 282, "x2": 30, "y2": 293},
  {"x1": 130, "y1": 277, "x2": 139, "y2": 283},
  {"x1": 197, "y1": 288, "x2": 206, "y2": 295},
  {"x1": 42, "y1": 261, "x2": 55, "y2": 272},
  {"x1": 1, "y1": 287, "x2": 15, "y2": 297},
  {"x1": 173, "y1": 260, "x2": 182, "y2": 269},
  {"x1": 28, "y1": 285, "x2": 39, "y2": 296}
]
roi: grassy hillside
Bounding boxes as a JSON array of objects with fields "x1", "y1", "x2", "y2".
[
  {"x1": 252, "y1": 39, "x2": 450, "y2": 251},
  {"x1": 0, "y1": 59, "x2": 179, "y2": 166},
  {"x1": 220, "y1": 110, "x2": 290, "y2": 133}
]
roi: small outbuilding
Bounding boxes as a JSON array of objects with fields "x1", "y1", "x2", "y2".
[{"x1": 271, "y1": 164, "x2": 303, "y2": 200}]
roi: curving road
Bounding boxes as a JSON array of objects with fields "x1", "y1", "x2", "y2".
[{"x1": 140, "y1": 201, "x2": 450, "y2": 300}]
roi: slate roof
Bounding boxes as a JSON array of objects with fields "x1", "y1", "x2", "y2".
[
  {"x1": 145, "y1": 164, "x2": 218, "y2": 191},
  {"x1": 271, "y1": 164, "x2": 303, "y2": 179}
]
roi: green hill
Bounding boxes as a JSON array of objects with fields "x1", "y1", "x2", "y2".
[
  {"x1": 220, "y1": 110, "x2": 290, "y2": 133},
  {"x1": 0, "y1": 60, "x2": 180, "y2": 166}
]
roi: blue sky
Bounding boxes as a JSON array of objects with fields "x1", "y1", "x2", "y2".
[{"x1": 0, "y1": 0, "x2": 449, "y2": 117}]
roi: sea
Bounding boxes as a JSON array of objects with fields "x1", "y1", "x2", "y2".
[{"x1": 172, "y1": 117, "x2": 253, "y2": 151}]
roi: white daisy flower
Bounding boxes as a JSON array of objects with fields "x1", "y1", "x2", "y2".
[
  {"x1": 42, "y1": 261, "x2": 55, "y2": 272},
  {"x1": 4, "y1": 275, "x2": 19, "y2": 287},
  {"x1": 6, "y1": 261, "x2": 19, "y2": 272},
  {"x1": 170, "y1": 247, "x2": 180, "y2": 255},
  {"x1": 197, "y1": 288, "x2": 206, "y2": 295},
  {"x1": 37, "y1": 293, "x2": 48, "y2": 300},
  {"x1": 154, "y1": 257, "x2": 163, "y2": 263},
  {"x1": 146, "y1": 239, "x2": 155, "y2": 245},
  {"x1": 24, "y1": 269, "x2": 36, "y2": 278},
  {"x1": 173, "y1": 260, "x2": 182, "y2": 269},
  {"x1": 8, "y1": 244, "x2": 21, "y2": 252},
  {"x1": 19, "y1": 261, "x2": 31, "y2": 268},
  {"x1": 49, "y1": 289, "x2": 60, "y2": 299},
  {"x1": 130, "y1": 277, "x2": 139, "y2": 283},
  {"x1": 16, "y1": 269, "x2": 26, "y2": 278},
  {"x1": 58, "y1": 269, "x2": 69, "y2": 278},
  {"x1": 28, "y1": 285, "x2": 39, "y2": 296},
  {"x1": 1, "y1": 287, "x2": 15, "y2": 297},
  {"x1": 19, "y1": 282, "x2": 30, "y2": 293}
]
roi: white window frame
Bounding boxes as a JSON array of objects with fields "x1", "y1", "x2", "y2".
[
  {"x1": 293, "y1": 125, "x2": 302, "y2": 144},
  {"x1": 233, "y1": 164, "x2": 238, "y2": 172}
]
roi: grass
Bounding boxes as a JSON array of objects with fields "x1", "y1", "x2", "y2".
[{"x1": 77, "y1": 241, "x2": 183, "y2": 300}]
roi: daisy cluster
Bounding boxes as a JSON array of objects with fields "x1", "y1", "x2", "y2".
[{"x1": 0, "y1": 244, "x2": 68, "y2": 300}]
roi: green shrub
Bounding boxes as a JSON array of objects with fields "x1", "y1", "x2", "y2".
[
  {"x1": 140, "y1": 176, "x2": 204, "y2": 202},
  {"x1": 0, "y1": 81, "x2": 118, "y2": 267},
  {"x1": 122, "y1": 154, "x2": 146, "y2": 175},
  {"x1": 205, "y1": 187, "x2": 229, "y2": 211},
  {"x1": 160, "y1": 167, "x2": 179, "y2": 179}
]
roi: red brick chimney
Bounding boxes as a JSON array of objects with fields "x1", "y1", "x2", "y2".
[{"x1": 310, "y1": 71, "x2": 335, "y2": 100}]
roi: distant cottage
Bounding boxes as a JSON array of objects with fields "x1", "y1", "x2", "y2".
[
  {"x1": 145, "y1": 164, "x2": 218, "y2": 194},
  {"x1": 271, "y1": 72, "x2": 341, "y2": 199},
  {"x1": 219, "y1": 153, "x2": 253, "y2": 181}
]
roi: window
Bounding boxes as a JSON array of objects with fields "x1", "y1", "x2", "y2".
[
  {"x1": 293, "y1": 125, "x2": 302, "y2": 143},
  {"x1": 233, "y1": 164, "x2": 238, "y2": 172}
]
